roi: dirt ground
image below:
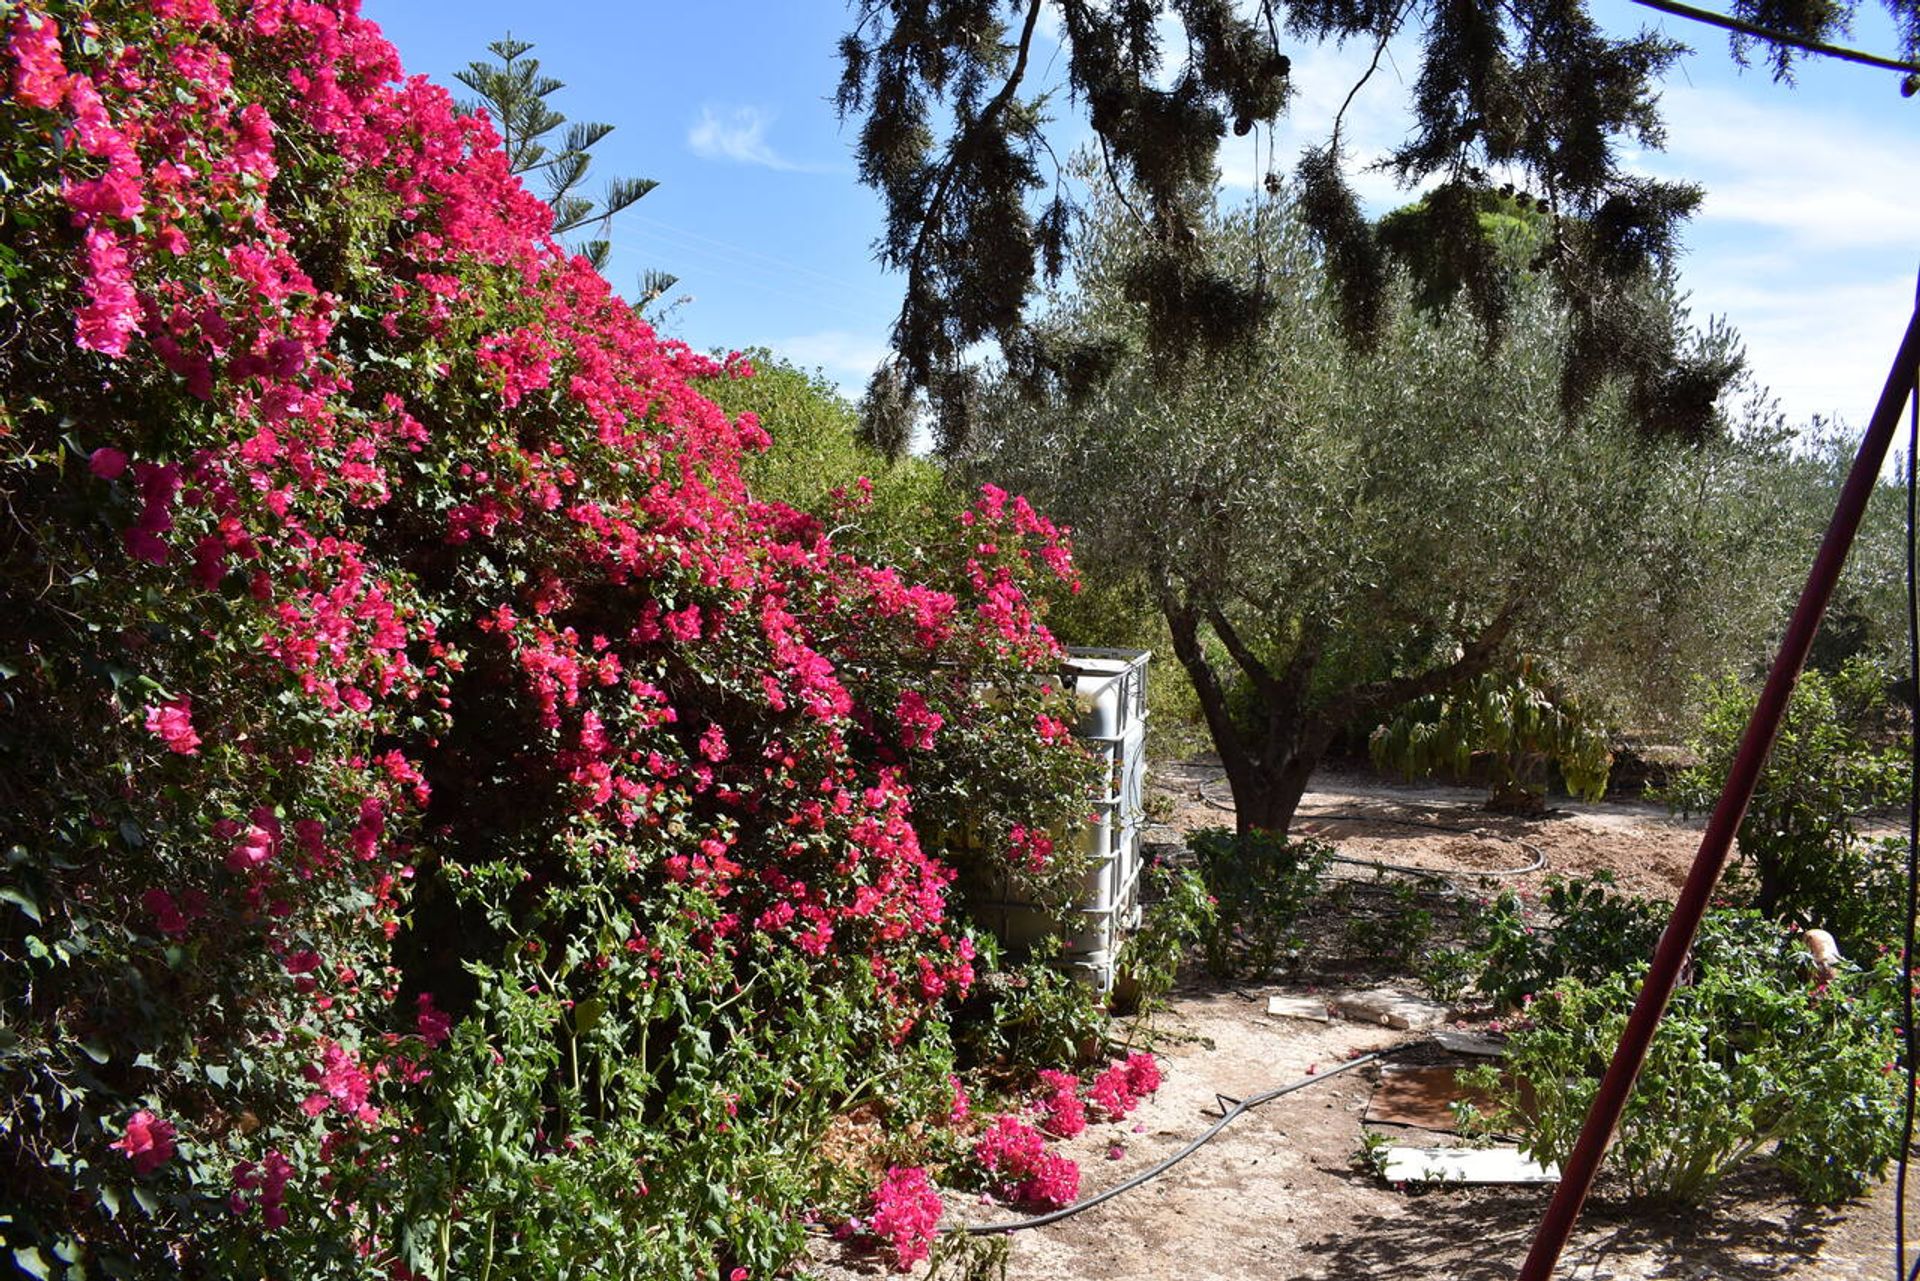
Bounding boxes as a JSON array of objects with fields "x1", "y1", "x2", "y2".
[{"x1": 804, "y1": 761, "x2": 1910, "y2": 1280}]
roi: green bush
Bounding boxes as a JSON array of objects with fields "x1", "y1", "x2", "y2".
[
  {"x1": 1462, "y1": 909, "x2": 1902, "y2": 1205},
  {"x1": 1664, "y1": 659, "x2": 1908, "y2": 953},
  {"x1": 1469, "y1": 874, "x2": 1666, "y2": 1008},
  {"x1": 1188, "y1": 827, "x2": 1329, "y2": 980},
  {"x1": 1115, "y1": 858, "x2": 1215, "y2": 1009},
  {"x1": 697, "y1": 348, "x2": 956, "y2": 563},
  {"x1": 956, "y1": 938, "x2": 1110, "y2": 1071}
]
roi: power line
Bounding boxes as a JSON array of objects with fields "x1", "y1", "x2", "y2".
[
  {"x1": 1627, "y1": 0, "x2": 1920, "y2": 79},
  {"x1": 627, "y1": 212, "x2": 899, "y2": 302}
]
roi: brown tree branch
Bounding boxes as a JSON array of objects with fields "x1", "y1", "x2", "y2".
[{"x1": 1329, "y1": 599, "x2": 1523, "y2": 727}]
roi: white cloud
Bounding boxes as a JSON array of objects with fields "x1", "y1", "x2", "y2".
[
  {"x1": 766, "y1": 329, "x2": 891, "y2": 396},
  {"x1": 1628, "y1": 83, "x2": 1920, "y2": 425},
  {"x1": 687, "y1": 105, "x2": 823, "y2": 172},
  {"x1": 1640, "y1": 84, "x2": 1916, "y2": 250}
]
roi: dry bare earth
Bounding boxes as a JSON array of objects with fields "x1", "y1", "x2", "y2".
[{"x1": 805, "y1": 762, "x2": 1907, "y2": 1280}]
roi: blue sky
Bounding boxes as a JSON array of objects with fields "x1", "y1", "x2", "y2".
[{"x1": 361, "y1": 1, "x2": 1917, "y2": 429}]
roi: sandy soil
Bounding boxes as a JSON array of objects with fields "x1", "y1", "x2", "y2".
[{"x1": 804, "y1": 762, "x2": 1908, "y2": 1280}]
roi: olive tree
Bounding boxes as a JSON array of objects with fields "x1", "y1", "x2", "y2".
[{"x1": 966, "y1": 192, "x2": 1797, "y2": 832}]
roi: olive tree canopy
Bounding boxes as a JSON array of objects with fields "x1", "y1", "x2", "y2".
[{"x1": 965, "y1": 191, "x2": 1797, "y2": 831}]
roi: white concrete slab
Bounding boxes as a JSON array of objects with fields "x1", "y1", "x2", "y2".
[
  {"x1": 1267, "y1": 995, "x2": 1331, "y2": 1022},
  {"x1": 1331, "y1": 987, "x2": 1451, "y2": 1031},
  {"x1": 1434, "y1": 1029, "x2": 1508, "y2": 1057},
  {"x1": 1381, "y1": 1147, "x2": 1560, "y2": 1184}
]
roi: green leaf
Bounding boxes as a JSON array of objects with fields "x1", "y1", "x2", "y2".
[
  {"x1": 0, "y1": 886, "x2": 41, "y2": 924},
  {"x1": 13, "y1": 1247, "x2": 52, "y2": 1280}
]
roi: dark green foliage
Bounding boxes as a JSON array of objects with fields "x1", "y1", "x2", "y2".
[
  {"x1": 1370, "y1": 662, "x2": 1615, "y2": 811},
  {"x1": 1729, "y1": 0, "x2": 1918, "y2": 78},
  {"x1": 1115, "y1": 859, "x2": 1216, "y2": 1009},
  {"x1": 957, "y1": 942, "x2": 1111, "y2": 1069},
  {"x1": 1467, "y1": 874, "x2": 1668, "y2": 1007},
  {"x1": 839, "y1": 0, "x2": 1289, "y2": 424},
  {"x1": 1463, "y1": 908, "x2": 1904, "y2": 1205},
  {"x1": 1376, "y1": 181, "x2": 1542, "y2": 338},
  {"x1": 1664, "y1": 659, "x2": 1909, "y2": 954},
  {"x1": 831, "y1": 0, "x2": 1902, "y2": 429},
  {"x1": 1296, "y1": 145, "x2": 1386, "y2": 350},
  {"x1": 1188, "y1": 826, "x2": 1329, "y2": 979}
]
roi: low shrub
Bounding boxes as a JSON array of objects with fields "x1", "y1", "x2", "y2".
[
  {"x1": 1461, "y1": 909, "x2": 1903, "y2": 1205},
  {"x1": 1664, "y1": 660, "x2": 1908, "y2": 954},
  {"x1": 1188, "y1": 827, "x2": 1329, "y2": 980},
  {"x1": 1115, "y1": 857, "x2": 1215, "y2": 1009},
  {"x1": 956, "y1": 943, "x2": 1110, "y2": 1071},
  {"x1": 1468, "y1": 874, "x2": 1667, "y2": 1008}
]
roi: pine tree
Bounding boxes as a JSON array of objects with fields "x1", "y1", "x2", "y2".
[{"x1": 456, "y1": 35, "x2": 678, "y2": 306}]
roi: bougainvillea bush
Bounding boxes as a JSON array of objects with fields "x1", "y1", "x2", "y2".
[{"x1": 0, "y1": 3, "x2": 1102, "y2": 1275}]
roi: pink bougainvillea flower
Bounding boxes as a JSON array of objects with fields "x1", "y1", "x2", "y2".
[
  {"x1": 141, "y1": 888, "x2": 189, "y2": 936},
  {"x1": 971, "y1": 1114, "x2": 1081, "y2": 1209},
  {"x1": 1124, "y1": 1050, "x2": 1161, "y2": 1098},
  {"x1": 1034, "y1": 1068, "x2": 1086, "y2": 1138},
  {"x1": 74, "y1": 225, "x2": 140, "y2": 356},
  {"x1": 89, "y1": 446, "x2": 128, "y2": 479},
  {"x1": 301, "y1": 1040, "x2": 376, "y2": 1123},
  {"x1": 144, "y1": 695, "x2": 200, "y2": 755},
  {"x1": 112, "y1": 1110, "x2": 177, "y2": 1175},
  {"x1": 226, "y1": 818, "x2": 278, "y2": 871},
  {"x1": 866, "y1": 1165, "x2": 943, "y2": 1271},
  {"x1": 7, "y1": 9, "x2": 68, "y2": 110},
  {"x1": 230, "y1": 1149, "x2": 293, "y2": 1228},
  {"x1": 894, "y1": 689, "x2": 943, "y2": 750},
  {"x1": 416, "y1": 993, "x2": 452, "y2": 1047}
]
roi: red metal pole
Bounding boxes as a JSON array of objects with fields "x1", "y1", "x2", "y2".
[{"x1": 1518, "y1": 295, "x2": 1920, "y2": 1281}]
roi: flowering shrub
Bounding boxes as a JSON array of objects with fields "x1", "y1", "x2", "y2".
[
  {"x1": 1088, "y1": 1051, "x2": 1160, "y2": 1120},
  {"x1": 865, "y1": 1165, "x2": 944, "y2": 1271},
  {"x1": 970, "y1": 1115, "x2": 1082, "y2": 1209},
  {"x1": 1034, "y1": 1068, "x2": 1088, "y2": 1137},
  {"x1": 0, "y1": 3, "x2": 1099, "y2": 1276}
]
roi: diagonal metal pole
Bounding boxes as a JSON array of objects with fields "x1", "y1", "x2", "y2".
[{"x1": 1519, "y1": 287, "x2": 1920, "y2": 1281}]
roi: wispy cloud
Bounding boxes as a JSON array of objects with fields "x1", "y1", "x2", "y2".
[
  {"x1": 766, "y1": 329, "x2": 892, "y2": 397},
  {"x1": 1214, "y1": 34, "x2": 1429, "y2": 210},
  {"x1": 1638, "y1": 84, "x2": 1915, "y2": 250},
  {"x1": 1626, "y1": 83, "x2": 1919, "y2": 424},
  {"x1": 687, "y1": 105, "x2": 825, "y2": 172}
]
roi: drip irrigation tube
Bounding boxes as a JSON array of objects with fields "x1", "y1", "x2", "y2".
[{"x1": 951, "y1": 1049, "x2": 1390, "y2": 1235}]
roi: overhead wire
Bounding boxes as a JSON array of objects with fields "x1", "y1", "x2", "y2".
[{"x1": 1625, "y1": 0, "x2": 1920, "y2": 78}]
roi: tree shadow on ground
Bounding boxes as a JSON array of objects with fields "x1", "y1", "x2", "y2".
[{"x1": 1297, "y1": 1166, "x2": 1844, "y2": 1281}]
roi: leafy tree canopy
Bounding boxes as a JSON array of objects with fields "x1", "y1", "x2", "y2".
[
  {"x1": 963, "y1": 186, "x2": 1800, "y2": 831},
  {"x1": 838, "y1": 0, "x2": 1920, "y2": 449}
]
